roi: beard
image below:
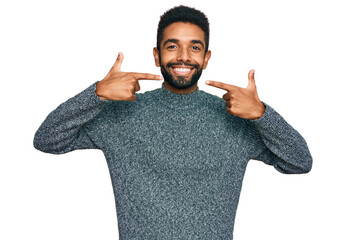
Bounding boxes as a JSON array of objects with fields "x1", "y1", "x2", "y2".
[{"x1": 160, "y1": 61, "x2": 203, "y2": 90}]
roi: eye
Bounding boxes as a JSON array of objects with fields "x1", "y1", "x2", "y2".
[
  {"x1": 167, "y1": 45, "x2": 177, "y2": 50},
  {"x1": 192, "y1": 45, "x2": 201, "y2": 51}
]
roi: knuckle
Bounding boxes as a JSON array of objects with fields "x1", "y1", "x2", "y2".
[
  {"x1": 128, "y1": 85, "x2": 135, "y2": 92},
  {"x1": 226, "y1": 106, "x2": 237, "y2": 116},
  {"x1": 126, "y1": 73, "x2": 136, "y2": 80},
  {"x1": 125, "y1": 92, "x2": 135, "y2": 100},
  {"x1": 127, "y1": 78, "x2": 137, "y2": 87},
  {"x1": 229, "y1": 109, "x2": 236, "y2": 116}
]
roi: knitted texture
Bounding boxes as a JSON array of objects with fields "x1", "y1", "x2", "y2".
[{"x1": 34, "y1": 82, "x2": 312, "y2": 239}]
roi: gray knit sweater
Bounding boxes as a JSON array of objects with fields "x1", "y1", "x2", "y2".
[{"x1": 34, "y1": 82, "x2": 312, "y2": 239}]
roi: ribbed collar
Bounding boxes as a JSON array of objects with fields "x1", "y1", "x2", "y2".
[{"x1": 158, "y1": 83, "x2": 201, "y2": 110}]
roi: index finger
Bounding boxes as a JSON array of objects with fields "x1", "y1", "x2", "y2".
[
  {"x1": 205, "y1": 80, "x2": 237, "y2": 91},
  {"x1": 131, "y1": 72, "x2": 163, "y2": 81}
]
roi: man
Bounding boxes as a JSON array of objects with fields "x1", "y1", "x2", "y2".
[{"x1": 34, "y1": 5, "x2": 312, "y2": 239}]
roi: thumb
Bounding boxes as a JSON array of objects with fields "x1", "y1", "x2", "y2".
[
  {"x1": 247, "y1": 69, "x2": 256, "y2": 89},
  {"x1": 112, "y1": 52, "x2": 124, "y2": 72}
]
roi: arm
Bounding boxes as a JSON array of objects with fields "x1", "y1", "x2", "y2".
[
  {"x1": 251, "y1": 104, "x2": 312, "y2": 174},
  {"x1": 33, "y1": 82, "x2": 108, "y2": 154},
  {"x1": 34, "y1": 52, "x2": 162, "y2": 154},
  {"x1": 206, "y1": 69, "x2": 312, "y2": 174}
]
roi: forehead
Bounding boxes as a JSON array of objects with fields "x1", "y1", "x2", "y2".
[{"x1": 162, "y1": 22, "x2": 205, "y2": 44}]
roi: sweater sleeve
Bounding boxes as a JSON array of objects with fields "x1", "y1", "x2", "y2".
[
  {"x1": 33, "y1": 82, "x2": 109, "y2": 154},
  {"x1": 251, "y1": 103, "x2": 313, "y2": 174}
]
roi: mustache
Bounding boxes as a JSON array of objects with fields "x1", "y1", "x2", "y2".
[{"x1": 166, "y1": 62, "x2": 200, "y2": 69}]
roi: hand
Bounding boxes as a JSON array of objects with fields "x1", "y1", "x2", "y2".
[
  {"x1": 96, "y1": 52, "x2": 163, "y2": 101},
  {"x1": 205, "y1": 69, "x2": 265, "y2": 120}
]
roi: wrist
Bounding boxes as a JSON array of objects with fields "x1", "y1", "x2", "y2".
[
  {"x1": 252, "y1": 102, "x2": 266, "y2": 120},
  {"x1": 95, "y1": 81, "x2": 107, "y2": 100}
]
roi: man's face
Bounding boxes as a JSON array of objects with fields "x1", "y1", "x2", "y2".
[{"x1": 154, "y1": 22, "x2": 211, "y2": 90}]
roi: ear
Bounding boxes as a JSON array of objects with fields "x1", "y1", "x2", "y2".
[
  {"x1": 153, "y1": 47, "x2": 160, "y2": 67},
  {"x1": 202, "y1": 50, "x2": 211, "y2": 69}
]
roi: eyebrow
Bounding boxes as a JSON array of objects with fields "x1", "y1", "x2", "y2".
[
  {"x1": 163, "y1": 38, "x2": 205, "y2": 49},
  {"x1": 191, "y1": 40, "x2": 205, "y2": 48}
]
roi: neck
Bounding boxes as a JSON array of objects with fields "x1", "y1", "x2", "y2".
[{"x1": 163, "y1": 81, "x2": 198, "y2": 94}]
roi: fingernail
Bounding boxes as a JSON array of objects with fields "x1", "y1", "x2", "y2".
[
  {"x1": 205, "y1": 80, "x2": 210, "y2": 84},
  {"x1": 159, "y1": 76, "x2": 163, "y2": 80}
]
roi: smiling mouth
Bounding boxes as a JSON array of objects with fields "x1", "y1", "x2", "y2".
[{"x1": 171, "y1": 66, "x2": 194, "y2": 76}]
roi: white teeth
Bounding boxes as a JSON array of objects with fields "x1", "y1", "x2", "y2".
[{"x1": 174, "y1": 68, "x2": 191, "y2": 72}]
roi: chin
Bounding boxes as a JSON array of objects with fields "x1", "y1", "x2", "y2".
[
  {"x1": 166, "y1": 76, "x2": 198, "y2": 89},
  {"x1": 161, "y1": 68, "x2": 202, "y2": 90}
]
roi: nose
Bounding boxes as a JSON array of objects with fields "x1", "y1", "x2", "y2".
[{"x1": 177, "y1": 47, "x2": 191, "y2": 63}]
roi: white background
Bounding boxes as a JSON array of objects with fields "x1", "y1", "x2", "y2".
[{"x1": 1, "y1": 0, "x2": 345, "y2": 239}]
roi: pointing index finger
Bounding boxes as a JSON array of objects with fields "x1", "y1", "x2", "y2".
[
  {"x1": 205, "y1": 80, "x2": 237, "y2": 91},
  {"x1": 132, "y1": 72, "x2": 163, "y2": 81}
]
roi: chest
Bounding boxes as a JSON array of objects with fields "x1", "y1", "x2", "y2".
[{"x1": 103, "y1": 108, "x2": 251, "y2": 175}]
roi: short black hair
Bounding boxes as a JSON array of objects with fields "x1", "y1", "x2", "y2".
[{"x1": 157, "y1": 5, "x2": 210, "y2": 53}]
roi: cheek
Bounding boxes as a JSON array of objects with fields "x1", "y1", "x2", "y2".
[
  {"x1": 197, "y1": 58, "x2": 206, "y2": 69},
  {"x1": 160, "y1": 53, "x2": 175, "y2": 66},
  {"x1": 201, "y1": 58, "x2": 209, "y2": 69},
  {"x1": 194, "y1": 52, "x2": 207, "y2": 62}
]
